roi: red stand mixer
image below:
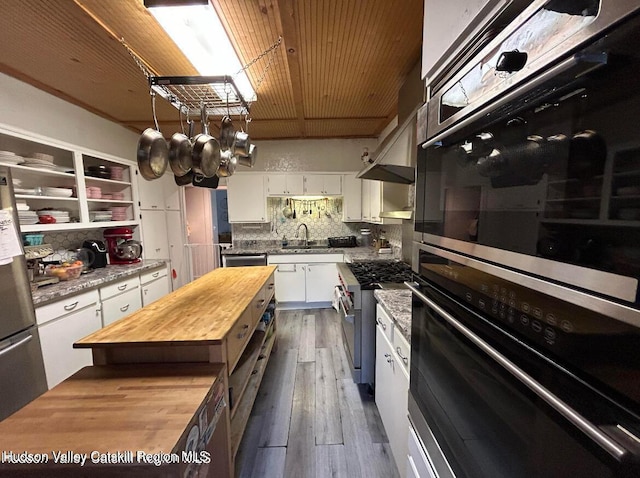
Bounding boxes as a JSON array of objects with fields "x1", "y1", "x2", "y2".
[{"x1": 104, "y1": 227, "x2": 143, "y2": 264}]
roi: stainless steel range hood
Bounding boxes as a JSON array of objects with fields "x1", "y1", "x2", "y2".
[{"x1": 357, "y1": 108, "x2": 417, "y2": 184}]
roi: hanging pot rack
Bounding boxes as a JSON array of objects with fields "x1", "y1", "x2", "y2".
[
  {"x1": 122, "y1": 36, "x2": 281, "y2": 120},
  {"x1": 149, "y1": 75, "x2": 250, "y2": 118}
]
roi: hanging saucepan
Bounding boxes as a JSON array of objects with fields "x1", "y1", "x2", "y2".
[
  {"x1": 217, "y1": 149, "x2": 238, "y2": 177},
  {"x1": 238, "y1": 143, "x2": 257, "y2": 168},
  {"x1": 169, "y1": 107, "x2": 193, "y2": 177},
  {"x1": 191, "y1": 107, "x2": 221, "y2": 178},
  {"x1": 137, "y1": 92, "x2": 169, "y2": 181},
  {"x1": 233, "y1": 130, "x2": 251, "y2": 157},
  {"x1": 219, "y1": 116, "x2": 235, "y2": 150}
]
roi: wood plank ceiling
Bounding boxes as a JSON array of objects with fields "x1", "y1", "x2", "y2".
[{"x1": 0, "y1": 0, "x2": 423, "y2": 140}]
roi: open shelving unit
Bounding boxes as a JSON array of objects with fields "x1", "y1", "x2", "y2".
[{"x1": 0, "y1": 127, "x2": 140, "y2": 234}]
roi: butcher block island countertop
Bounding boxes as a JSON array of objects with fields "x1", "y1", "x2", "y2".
[
  {"x1": 0, "y1": 363, "x2": 229, "y2": 477},
  {"x1": 76, "y1": 265, "x2": 276, "y2": 348}
]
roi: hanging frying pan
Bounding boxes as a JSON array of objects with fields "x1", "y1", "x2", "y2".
[
  {"x1": 192, "y1": 172, "x2": 220, "y2": 189},
  {"x1": 174, "y1": 169, "x2": 193, "y2": 186},
  {"x1": 219, "y1": 116, "x2": 235, "y2": 150},
  {"x1": 137, "y1": 92, "x2": 169, "y2": 180},
  {"x1": 191, "y1": 107, "x2": 221, "y2": 178},
  {"x1": 169, "y1": 107, "x2": 193, "y2": 177}
]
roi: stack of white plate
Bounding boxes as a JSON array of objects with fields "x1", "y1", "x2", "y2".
[
  {"x1": 32, "y1": 153, "x2": 54, "y2": 162},
  {"x1": 90, "y1": 210, "x2": 113, "y2": 222},
  {"x1": 0, "y1": 150, "x2": 24, "y2": 165},
  {"x1": 16, "y1": 200, "x2": 30, "y2": 211},
  {"x1": 22, "y1": 153, "x2": 61, "y2": 171},
  {"x1": 41, "y1": 187, "x2": 73, "y2": 198},
  {"x1": 18, "y1": 211, "x2": 38, "y2": 225},
  {"x1": 37, "y1": 209, "x2": 70, "y2": 223}
]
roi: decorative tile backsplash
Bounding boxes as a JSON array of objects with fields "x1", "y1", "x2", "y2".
[
  {"x1": 32, "y1": 229, "x2": 110, "y2": 262},
  {"x1": 232, "y1": 197, "x2": 403, "y2": 249}
]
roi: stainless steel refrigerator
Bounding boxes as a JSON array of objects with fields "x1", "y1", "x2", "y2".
[{"x1": 0, "y1": 166, "x2": 47, "y2": 421}]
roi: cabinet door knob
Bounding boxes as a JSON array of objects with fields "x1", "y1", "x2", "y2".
[
  {"x1": 120, "y1": 304, "x2": 130, "y2": 312},
  {"x1": 117, "y1": 284, "x2": 127, "y2": 291},
  {"x1": 152, "y1": 272, "x2": 159, "y2": 278}
]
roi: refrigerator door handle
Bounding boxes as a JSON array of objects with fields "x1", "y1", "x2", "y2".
[{"x1": 0, "y1": 334, "x2": 33, "y2": 358}]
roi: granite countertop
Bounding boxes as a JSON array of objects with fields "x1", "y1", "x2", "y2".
[
  {"x1": 374, "y1": 289, "x2": 412, "y2": 343},
  {"x1": 31, "y1": 260, "x2": 167, "y2": 306},
  {"x1": 222, "y1": 243, "x2": 402, "y2": 261}
]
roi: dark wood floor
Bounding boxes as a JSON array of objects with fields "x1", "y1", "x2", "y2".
[{"x1": 235, "y1": 308, "x2": 400, "y2": 478}]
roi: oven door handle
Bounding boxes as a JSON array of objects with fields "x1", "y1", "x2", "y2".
[
  {"x1": 336, "y1": 286, "x2": 355, "y2": 323},
  {"x1": 405, "y1": 281, "x2": 630, "y2": 462}
]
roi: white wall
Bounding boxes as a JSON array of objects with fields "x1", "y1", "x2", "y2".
[
  {"x1": 0, "y1": 73, "x2": 139, "y2": 160},
  {"x1": 251, "y1": 138, "x2": 377, "y2": 172}
]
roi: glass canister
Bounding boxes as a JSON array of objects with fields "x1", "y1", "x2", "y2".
[{"x1": 360, "y1": 228, "x2": 372, "y2": 247}]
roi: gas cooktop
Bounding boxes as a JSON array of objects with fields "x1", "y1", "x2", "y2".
[{"x1": 347, "y1": 260, "x2": 413, "y2": 289}]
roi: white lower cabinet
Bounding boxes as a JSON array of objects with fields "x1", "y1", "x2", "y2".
[
  {"x1": 35, "y1": 290, "x2": 101, "y2": 389},
  {"x1": 101, "y1": 288, "x2": 142, "y2": 327},
  {"x1": 99, "y1": 276, "x2": 142, "y2": 327},
  {"x1": 272, "y1": 263, "x2": 307, "y2": 302},
  {"x1": 375, "y1": 306, "x2": 410, "y2": 477},
  {"x1": 305, "y1": 262, "x2": 339, "y2": 302},
  {"x1": 268, "y1": 254, "x2": 342, "y2": 304},
  {"x1": 140, "y1": 267, "x2": 170, "y2": 306}
]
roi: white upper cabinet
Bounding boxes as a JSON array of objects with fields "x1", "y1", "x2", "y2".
[
  {"x1": 227, "y1": 174, "x2": 268, "y2": 223},
  {"x1": 304, "y1": 174, "x2": 342, "y2": 195},
  {"x1": 137, "y1": 171, "x2": 166, "y2": 210},
  {"x1": 138, "y1": 172, "x2": 181, "y2": 211},
  {"x1": 266, "y1": 173, "x2": 342, "y2": 196},
  {"x1": 362, "y1": 180, "x2": 408, "y2": 225},
  {"x1": 342, "y1": 173, "x2": 362, "y2": 222},
  {"x1": 422, "y1": 0, "x2": 508, "y2": 81},
  {"x1": 266, "y1": 174, "x2": 304, "y2": 195}
]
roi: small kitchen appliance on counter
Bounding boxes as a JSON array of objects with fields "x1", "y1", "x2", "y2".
[
  {"x1": 82, "y1": 239, "x2": 108, "y2": 268},
  {"x1": 24, "y1": 244, "x2": 59, "y2": 289},
  {"x1": 328, "y1": 236, "x2": 357, "y2": 248},
  {"x1": 104, "y1": 227, "x2": 142, "y2": 264}
]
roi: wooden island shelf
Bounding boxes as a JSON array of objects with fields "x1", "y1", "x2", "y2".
[{"x1": 64, "y1": 265, "x2": 279, "y2": 475}]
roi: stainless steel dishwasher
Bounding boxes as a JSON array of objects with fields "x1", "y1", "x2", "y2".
[{"x1": 222, "y1": 253, "x2": 267, "y2": 267}]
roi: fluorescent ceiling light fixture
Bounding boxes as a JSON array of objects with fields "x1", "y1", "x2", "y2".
[{"x1": 147, "y1": 2, "x2": 256, "y2": 102}]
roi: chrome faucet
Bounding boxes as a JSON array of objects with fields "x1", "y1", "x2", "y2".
[{"x1": 295, "y1": 223, "x2": 309, "y2": 246}]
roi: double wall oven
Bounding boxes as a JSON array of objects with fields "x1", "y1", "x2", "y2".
[{"x1": 410, "y1": 1, "x2": 640, "y2": 476}]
